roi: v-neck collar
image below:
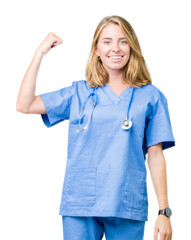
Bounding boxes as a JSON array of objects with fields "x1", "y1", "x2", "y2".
[{"x1": 103, "y1": 83, "x2": 132, "y2": 104}]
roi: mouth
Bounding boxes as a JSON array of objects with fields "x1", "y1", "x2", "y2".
[
  {"x1": 108, "y1": 55, "x2": 124, "y2": 62},
  {"x1": 108, "y1": 55, "x2": 124, "y2": 59}
]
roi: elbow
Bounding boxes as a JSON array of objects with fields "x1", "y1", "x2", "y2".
[{"x1": 16, "y1": 104, "x2": 28, "y2": 113}]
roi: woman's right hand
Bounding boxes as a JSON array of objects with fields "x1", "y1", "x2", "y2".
[{"x1": 35, "y1": 32, "x2": 63, "y2": 57}]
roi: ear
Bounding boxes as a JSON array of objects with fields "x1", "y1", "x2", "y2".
[{"x1": 94, "y1": 47, "x2": 100, "y2": 57}]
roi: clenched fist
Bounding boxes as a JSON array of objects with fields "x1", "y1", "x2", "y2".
[{"x1": 35, "y1": 32, "x2": 63, "y2": 57}]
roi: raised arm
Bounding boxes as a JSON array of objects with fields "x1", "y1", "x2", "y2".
[{"x1": 16, "y1": 32, "x2": 63, "y2": 114}]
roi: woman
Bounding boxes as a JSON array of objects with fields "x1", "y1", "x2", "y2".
[{"x1": 16, "y1": 15, "x2": 175, "y2": 240}]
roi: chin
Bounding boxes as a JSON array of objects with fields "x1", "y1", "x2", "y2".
[{"x1": 106, "y1": 64, "x2": 127, "y2": 71}]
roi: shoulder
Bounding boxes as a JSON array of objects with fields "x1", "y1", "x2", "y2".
[
  {"x1": 70, "y1": 80, "x2": 93, "y2": 98},
  {"x1": 71, "y1": 80, "x2": 84, "y2": 87},
  {"x1": 137, "y1": 84, "x2": 167, "y2": 106},
  {"x1": 71, "y1": 80, "x2": 85, "y2": 84},
  {"x1": 71, "y1": 80, "x2": 93, "y2": 92}
]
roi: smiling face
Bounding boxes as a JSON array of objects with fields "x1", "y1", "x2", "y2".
[{"x1": 95, "y1": 23, "x2": 131, "y2": 75}]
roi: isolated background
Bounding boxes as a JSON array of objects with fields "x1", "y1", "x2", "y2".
[{"x1": 0, "y1": 0, "x2": 190, "y2": 239}]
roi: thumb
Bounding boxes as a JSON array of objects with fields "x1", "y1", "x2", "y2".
[{"x1": 51, "y1": 39, "x2": 63, "y2": 48}]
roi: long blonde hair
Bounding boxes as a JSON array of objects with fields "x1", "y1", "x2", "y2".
[{"x1": 85, "y1": 15, "x2": 152, "y2": 88}]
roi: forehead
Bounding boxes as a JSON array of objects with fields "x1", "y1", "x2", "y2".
[{"x1": 99, "y1": 23, "x2": 125, "y2": 38}]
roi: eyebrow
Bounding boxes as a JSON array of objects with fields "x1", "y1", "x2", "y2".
[{"x1": 101, "y1": 37, "x2": 127, "y2": 40}]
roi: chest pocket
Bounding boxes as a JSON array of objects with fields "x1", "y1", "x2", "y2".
[{"x1": 130, "y1": 104, "x2": 147, "y2": 139}]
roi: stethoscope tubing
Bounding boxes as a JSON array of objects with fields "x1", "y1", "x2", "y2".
[{"x1": 77, "y1": 86, "x2": 134, "y2": 133}]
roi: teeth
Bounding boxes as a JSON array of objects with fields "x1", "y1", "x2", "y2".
[{"x1": 109, "y1": 56, "x2": 122, "y2": 59}]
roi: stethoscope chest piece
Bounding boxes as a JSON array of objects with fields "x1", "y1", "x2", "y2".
[{"x1": 121, "y1": 118, "x2": 132, "y2": 130}]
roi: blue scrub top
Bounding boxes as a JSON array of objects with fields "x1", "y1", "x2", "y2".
[{"x1": 39, "y1": 80, "x2": 175, "y2": 221}]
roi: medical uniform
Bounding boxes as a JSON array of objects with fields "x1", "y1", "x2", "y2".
[{"x1": 39, "y1": 80, "x2": 175, "y2": 239}]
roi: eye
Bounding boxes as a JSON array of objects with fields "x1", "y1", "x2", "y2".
[
  {"x1": 120, "y1": 40, "x2": 127, "y2": 44},
  {"x1": 104, "y1": 41, "x2": 110, "y2": 45}
]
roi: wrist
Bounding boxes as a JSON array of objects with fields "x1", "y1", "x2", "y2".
[
  {"x1": 159, "y1": 204, "x2": 169, "y2": 209},
  {"x1": 34, "y1": 49, "x2": 45, "y2": 59},
  {"x1": 158, "y1": 207, "x2": 172, "y2": 218},
  {"x1": 158, "y1": 197, "x2": 169, "y2": 209}
]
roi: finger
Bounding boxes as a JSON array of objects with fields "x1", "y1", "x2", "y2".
[
  {"x1": 37, "y1": 33, "x2": 63, "y2": 54},
  {"x1": 48, "y1": 32, "x2": 63, "y2": 44},
  {"x1": 159, "y1": 232, "x2": 165, "y2": 240},
  {"x1": 52, "y1": 38, "x2": 63, "y2": 46},
  {"x1": 154, "y1": 228, "x2": 158, "y2": 240},
  {"x1": 51, "y1": 41, "x2": 59, "y2": 48},
  {"x1": 51, "y1": 39, "x2": 62, "y2": 47},
  {"x1": 165, "y1": 232, "x2": 172, "y2": 240}
]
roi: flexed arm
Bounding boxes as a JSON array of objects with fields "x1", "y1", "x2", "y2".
[{"x1": 16, "y1": 32, "x2": 63, "y2": 114}]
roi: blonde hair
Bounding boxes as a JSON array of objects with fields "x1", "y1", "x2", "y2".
[{"x1": 85, "y1": 15, "x2": 152, "y2": 88}]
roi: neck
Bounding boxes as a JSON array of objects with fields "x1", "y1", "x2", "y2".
[{"x1": 107, "y1": 70, "x2": 125, "y2": 85}]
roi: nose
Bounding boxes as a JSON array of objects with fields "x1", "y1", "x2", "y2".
[{"x1": 111, "y1": 41, "x2": 120, "y2": 52}]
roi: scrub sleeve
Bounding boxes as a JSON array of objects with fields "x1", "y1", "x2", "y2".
[
  {"x1": 39, "y1": 84, "x2": 75, "y2": 127},
  {"x1": 144, "y1": 92, "x2": 175, "y2": 153}
]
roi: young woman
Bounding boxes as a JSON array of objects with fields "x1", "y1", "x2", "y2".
[{"x1": 16, "y1": 15, "x2": 175, "y2": 240}]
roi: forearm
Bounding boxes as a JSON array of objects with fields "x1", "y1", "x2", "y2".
[
  {"x1": 147, "y1": 144, "x2": 169, "y2": 209},
  {"x1": 16, "y1": 50, "x2": 44, "y2": 112}
]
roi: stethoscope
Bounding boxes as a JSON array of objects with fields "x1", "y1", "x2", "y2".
[{"x1": 77, "y1": 85, "x2": 134, "y2": 133}]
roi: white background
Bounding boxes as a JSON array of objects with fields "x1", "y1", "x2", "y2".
[{"x1": 0, "y1": 0, "x2": 190, "y2": 239}]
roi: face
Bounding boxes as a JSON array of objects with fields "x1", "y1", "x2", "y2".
[{"x1": 95, "y1": 23, "x2": 131, "y2": 74}]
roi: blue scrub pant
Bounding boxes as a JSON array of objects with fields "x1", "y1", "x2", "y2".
[{"x1": 62, "y1": 216, "x2": 145, "y2": 240}]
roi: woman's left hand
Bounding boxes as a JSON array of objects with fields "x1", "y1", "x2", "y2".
[{"x1": 154, "y1": 215, "x2": 173, "y2": 240}]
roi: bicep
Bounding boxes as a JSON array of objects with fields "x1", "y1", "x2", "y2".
[{"x1": 27, "y1": 96, "x2": 47, "y2": 114}]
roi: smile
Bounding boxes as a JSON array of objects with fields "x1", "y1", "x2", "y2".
[
  {"x1": 108, "y1": 55, "x2": 123, "y2": 59},
  {"x1": 108, "y1": 55, "x2": 124, "y2": 62}
]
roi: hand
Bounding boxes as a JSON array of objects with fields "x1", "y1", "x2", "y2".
[
  {"x1": 35, "y1": 32, "x2": 63, "y2": 57},
  {"x1": 154, "y1": 215, "x2": 172, "y2": 240}
]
